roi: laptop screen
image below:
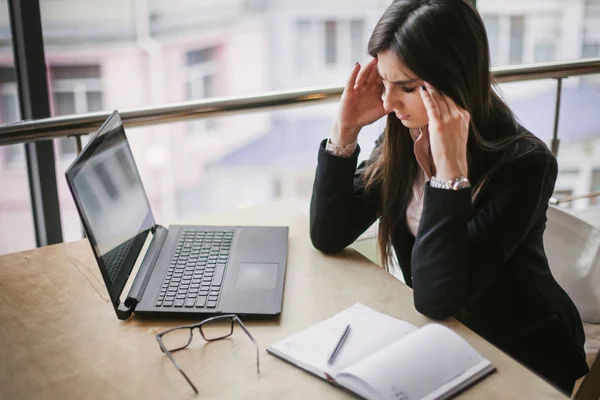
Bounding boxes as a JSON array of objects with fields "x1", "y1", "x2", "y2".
[{"x1": 66, "y1": 111, "x2": 155, "y2": 304}]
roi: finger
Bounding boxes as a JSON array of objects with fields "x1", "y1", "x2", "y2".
[
  {"x1": 345, "y1": 62, "x2": 361, "y2": 92},
  {"x1": 367, "y1": 61, "x2": 380, "y2": 84},
  {"x1": 419, "y1": 85, "x2": 440, "y2": 121},
  {"x1": 367, "y1": 58, "x2": 383, "y2": 84},
  {"x1": 355, "y1": 58, "x2": 377, "y2": 87},
  {"x1": 425, "y1": 82, "x2": 450, "y2": 119},
  {"x1": 443, "y1": 94, "x2": 461, "y2": 118}
]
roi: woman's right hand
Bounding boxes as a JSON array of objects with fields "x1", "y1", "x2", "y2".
[{"x1": 331, "y1": 58, "x2": 386, "y2": 146}]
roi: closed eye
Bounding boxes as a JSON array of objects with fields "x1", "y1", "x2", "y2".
[{"x1": 381, "y1": 83, "x2": 417, "y2": 95}]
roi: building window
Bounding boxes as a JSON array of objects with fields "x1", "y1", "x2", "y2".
[
  {"x1": 296, "y1": 20, "x2": 312, "y2": 73},
  {"x1": 350, "y1": 20, "x2": 365, "y2": 64},
  {"x1": 582, "y1": 43, "x2": 600, "y2": 58},
  {"x1": 509, "y1": 16, "x2": 525, "y2": 65},
  {"x1": 583, "y1": 0, "x2": 600, "y2": 58},
  {"x1": 483, "y1": 15, "x2": 500, "y2": 67},
  {"x1": 0, "y1": 67, "x2": 25, "y2": 169},
  {"x1": 185, "y1": 47, "x2": 219, "y2": 134},
  {"x1": 531, "y1": 14, "x2": 560, "y2": 63},
  {"x1": 483, "y1": 12, "x2": 563, "y2": 66},
  {"x1": 50, "y1": 65, "x2": 103, "y2": 159},
  {"x1": 324, "y1": 20, "x2": 337, "y2": 66},
  {"x1": 296, "y1": 18, "x2": 366, "y2": 73}
]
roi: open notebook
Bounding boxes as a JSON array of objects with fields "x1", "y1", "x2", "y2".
[{"x1": 267, "y1": 303, "x2": 495, "y2": 400}]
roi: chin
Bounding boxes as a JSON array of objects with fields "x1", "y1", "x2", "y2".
[{"x1": 399, "y1": 119, "x2": 420, "y2": 129}]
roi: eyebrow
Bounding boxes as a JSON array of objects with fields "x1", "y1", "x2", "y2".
[
  {"x1": 377, "y1": 68, "x2": 419, "y2": 85},
  {"x1": 389, "y1": 78, "x2": 419, "y2": 85}
]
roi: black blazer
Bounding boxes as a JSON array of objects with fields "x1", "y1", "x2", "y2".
[{"x1": 310, "y1": 135, "x2": 589, "y2": 394}]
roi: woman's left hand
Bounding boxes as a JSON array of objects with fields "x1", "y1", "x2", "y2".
[{"x1": 419, "y1": 82, "x2": 470, "y2": 181}]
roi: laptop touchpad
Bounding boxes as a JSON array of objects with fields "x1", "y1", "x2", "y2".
[{"x1": 236, "y1": 263, "x2": 278, "y2": 290}]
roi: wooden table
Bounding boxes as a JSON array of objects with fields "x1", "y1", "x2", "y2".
[{"x1": 0, "y1": 202, "x2": 567, "y2": 399}]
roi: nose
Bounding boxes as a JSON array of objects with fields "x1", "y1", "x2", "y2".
[{"x1": 381, "y1": 88, "x2": 398, "y2": 114}]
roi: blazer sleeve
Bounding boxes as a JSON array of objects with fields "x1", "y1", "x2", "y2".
[
  {"x1": 411, "y1": 148, "x2": 558, "y2": 320},
  {"x1": 309, "y1": 137, "x2": 382, "y2": 254}
]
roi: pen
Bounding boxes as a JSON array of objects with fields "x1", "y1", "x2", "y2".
[{"x1": 327, "y1": 324, "x2": 351, "y2": 365}]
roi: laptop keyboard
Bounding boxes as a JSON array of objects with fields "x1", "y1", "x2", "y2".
[
  {"x1": 102, "y1": 239, "x2": 133, "y2": 284},
  {"x1": 155, "y1": 229, "x2": 233, "y2": 309}
]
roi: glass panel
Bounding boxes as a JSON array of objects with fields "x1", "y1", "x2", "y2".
[
  {"x1": 325, "y1": 21, "x2": 337, "y2": 66},
  {"x1": 34, "y1": 0, "x2": 600, "y2": 240},
  {"x1": 479, "y1": 0, "x2": 600, "y2": 220},
  {"x1": 36, "y1": 1, "x2": 389, "y2": 244},
  {"x1": 500, "y1": 73, "x2": 600, "y2": 216},
  {"x1": 80, "y1": 104, "x2": 382, "y2": 225},
  {"x1": 0, "y1": 2, "x2": 37, "y2": 255}
]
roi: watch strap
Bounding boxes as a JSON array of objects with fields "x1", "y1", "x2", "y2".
[{"x1": 430, "y1": 176, "x2": 471, "y2": 190}]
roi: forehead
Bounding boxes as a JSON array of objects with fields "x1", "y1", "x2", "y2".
[{"x1": 377, "y1": 49, "x2": 418, "y2": 82}]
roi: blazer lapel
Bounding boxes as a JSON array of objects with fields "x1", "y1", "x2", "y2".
[{"x1": 392, "y1": 212, "x2": 415, "y2": 288}]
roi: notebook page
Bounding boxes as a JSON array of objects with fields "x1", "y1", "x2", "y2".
[
  {"x1": 268, "y1": 303, "x2": 417, "y2": 377},
  {"x1": 336, "y1": 324, "x2": 493, "y2": 400}
]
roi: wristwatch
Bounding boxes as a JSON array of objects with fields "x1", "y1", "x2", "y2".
[{"x1": 429, "y1": 176, "x2": 471, "y2": 190}]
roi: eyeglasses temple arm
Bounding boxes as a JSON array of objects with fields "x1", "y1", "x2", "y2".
[
  {"x1": 234, "y1": 316, "x2": 260, "y2": 374},
  {"x1": 158, "y1": 337, "x2": 199, "y2": 394}
]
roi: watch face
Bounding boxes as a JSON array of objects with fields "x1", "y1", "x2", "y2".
[{"x1": 453, "y1": 178, "x2": 471, "y2": 190}]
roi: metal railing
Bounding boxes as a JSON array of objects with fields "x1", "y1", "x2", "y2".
[
  {"x1": 550, "y1": 191, "x2": 600, "y2": 205},
  {"x1": 0, "y1": 58, "x2": 599, "y2": 148}
]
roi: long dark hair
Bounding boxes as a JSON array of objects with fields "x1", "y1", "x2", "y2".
[{"x1": 364, "y1": 0, "x2": 545, "y2": 269}]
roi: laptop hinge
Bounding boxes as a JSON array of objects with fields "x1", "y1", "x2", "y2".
[{"x1": 117, "y1": 225, "x2": 169, "y2": 320}]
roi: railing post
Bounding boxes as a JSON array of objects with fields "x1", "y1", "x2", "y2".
[
  {"x1": 550, "y1": 77, "x2": 563, "y2": 157},
  {"x1": 70, "y1": 134, "x2": 86, "y2": 239},
  {"x1": 73, "y1": 135, "x2": 83, "y2": 154},
  {"x1": 8, "y1": 0, "x2": 63, "y2": 247}
]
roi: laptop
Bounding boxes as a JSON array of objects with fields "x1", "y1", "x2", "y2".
[{"x1": 65, "y1": 111, "x2": 288, "y2": 320}]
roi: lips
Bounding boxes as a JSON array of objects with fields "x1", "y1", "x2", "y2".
[{"x1": 395, "y1": 113, "x2": 410, "y2": 120}]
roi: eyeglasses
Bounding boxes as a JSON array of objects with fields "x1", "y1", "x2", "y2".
[{"x1": 155, "y1": 314, "x2": 259, "y2": 394}]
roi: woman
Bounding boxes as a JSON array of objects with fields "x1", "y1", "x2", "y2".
[{"x1": 309, "y1": 0, "x2": 589, "y2": 394}]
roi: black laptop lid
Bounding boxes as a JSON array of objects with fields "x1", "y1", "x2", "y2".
[{"x1": 65, "y1": 111, "x2": 156, "y2": 310}]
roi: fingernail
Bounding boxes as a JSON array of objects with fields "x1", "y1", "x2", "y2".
[{"x1": 355, "y1": 62, "x2": 359, "y2": 66}]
